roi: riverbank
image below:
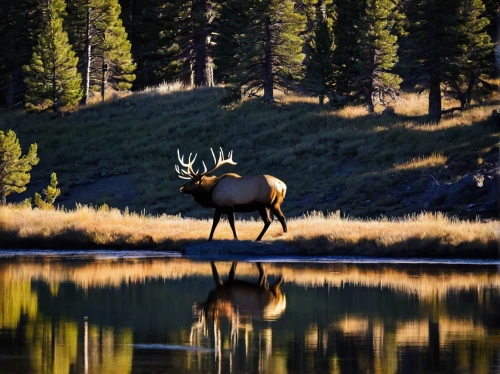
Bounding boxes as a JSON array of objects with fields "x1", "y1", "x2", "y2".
[{"x1": 0, "y1": 205, "x2": 497, "y2": 258}]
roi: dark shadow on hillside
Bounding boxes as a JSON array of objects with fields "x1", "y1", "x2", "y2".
[
  {"x1": 3, "y1": 89, "x2": 497, "y2": 220},
  {"x1": 76, "y1": 86, "x2": 227, "y2": 114}
]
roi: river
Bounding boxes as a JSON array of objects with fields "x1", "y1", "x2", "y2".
[{"x1": 0, "y1": 251, "x2": 499, "y2": 373}]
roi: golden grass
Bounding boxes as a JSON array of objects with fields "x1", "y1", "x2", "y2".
[
  {"x1": 85, "y1": 89, "x2": 131, "y2": 106},
  {"x1": 0, "y1": 205, "x2": 497, "y2": 257},
  {"x1": 393, "y1": 152, "x2": 447, "y2": 171},
  {"x1": 1, "y1": 255, "x2": 499, "y2": 302}
]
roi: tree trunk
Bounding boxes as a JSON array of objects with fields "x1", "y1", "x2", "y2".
[
  {"x1": 366, "y1": 87, "x2": 375, "y2": 113},
  {"x1": 463, "y1": 73, "x2": 476, "y2": 110},
  {"x1": 82, "y1": 5, "x2": 91, "y2": 105},
  {"x1": 0, "y1": 193, "x2": 6, "y2": 206},
  {"x1": 193, "y1": 41, "x2": 214, "y2": 87},
  {"x1": 52, "y1": 54, "x2": 58, "y2": 112},
  {"x1": 192, "y1": 0, "x2": 214, "y2": 87},
  {"x1": 101, "y1": 60, "x2": 107, "y2": 101},
  {"x1": 428, "y1": 72, "x2": 442, "y2": 122},
  {"x1": 263, "y1": 16, "x2": 274, "y2": 103}
]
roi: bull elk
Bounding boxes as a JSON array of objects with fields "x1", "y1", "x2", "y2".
[{"x1": 176, "y1": 148, "x2": 287, "y2": 241}]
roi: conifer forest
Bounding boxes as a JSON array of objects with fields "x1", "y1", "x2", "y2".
[{"x1": 0, "y1": 0, "x2": 497, "y2": 122}]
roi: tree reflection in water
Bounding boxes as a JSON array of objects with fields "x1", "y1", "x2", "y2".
[{"x1": 0, "y1": 257, "x2": 498, "y2": 374}]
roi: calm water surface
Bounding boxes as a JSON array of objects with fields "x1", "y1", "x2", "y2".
[{"x1": 0, "y1": 253, "x2": 499, "y2": 374}]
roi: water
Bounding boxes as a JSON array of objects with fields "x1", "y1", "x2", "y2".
[{"x1": 0, "y1": 253, "x2": 499, "y2": 374}]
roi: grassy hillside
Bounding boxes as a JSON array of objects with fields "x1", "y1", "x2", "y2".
[{"x1": 0, "y1": 83, "x2": 498, "y2": 219}]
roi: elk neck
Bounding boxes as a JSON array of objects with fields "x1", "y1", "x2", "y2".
[{"x1": 191, "y1": 175, "x2": 224, "y2": 208}]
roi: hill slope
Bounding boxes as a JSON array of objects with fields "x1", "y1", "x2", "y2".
[{"x1": 0, "y1": 85, "x2": 498, "y2": 219}]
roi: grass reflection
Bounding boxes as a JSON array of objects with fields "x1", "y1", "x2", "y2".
[
  {"x1": 0, "y1": 258, "x2": 498, "y2": 374},
  {"x1": 0, "y1": 259, "x2": 497, "y2": 300}
]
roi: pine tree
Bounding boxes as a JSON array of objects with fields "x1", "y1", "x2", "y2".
[
  {"x1": 213, "y1": 0, "x2": 250, "y2": 84},
  {"x1": 226, "y1": 0, "x2": 306, "y2": 103},
  {"x1": 23, "y1": 0, "x2": 83, "y2": 112},
  {"x1": 404, "y1": 0, "x2": 461, "y2": 122},
  {"x1": 303, "y1": 0, "x2": 335, "y2": 105},
  {"x1": 0, "y1": 0, "x2": 41, "y2": 108},
  {"x1": 34, "y1": 172, "x2": 61, "y2": 209},
  {"x1": 355, "y1": 0, "x2": 402, "y2": 112},
  {"x1": 0, "y1": 130, "x2": 39, "y2": 205},
  {"x1": 66, "y1": 0, "x2": 135, "y2": 103},
  {"x1": 118, "y1": 0, "x2": 181, "y2": 89},
  {"x1": 331, "y1": 0, "x2": 364, "y2": 101},
  {"x1": 100, "y1": 5, "x2": 136, "y2": 92},
  {"x1": 444, "y1": 0, "x2": 494, "y2": 109},
  {"x1": 177, "y1": 0, "x2": 219, "y2": 87}
]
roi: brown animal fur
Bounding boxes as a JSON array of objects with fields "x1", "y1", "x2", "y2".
[
  {"x1": 198, "y1": 262, "x2": 286, "y2": 321},
  {"x1": 179, "y1": 173, "x2": 287, "y2": 241}
]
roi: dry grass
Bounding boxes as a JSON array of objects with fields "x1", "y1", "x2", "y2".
[
  {"x1": 0, "y1": 205, "x2": 497, "y2": 257},
  {"x1": 393, "y1": 152, "x2": 448, "y2": 171}
]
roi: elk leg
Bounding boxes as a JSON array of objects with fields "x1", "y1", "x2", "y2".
[
  {"x1": 257, "y1": 263, "x2": 269, "y2": 290},
  {"x1": 211, "y1": 261, "x2": 223, "y2": 286},
  {"x1": 271, "y1": 205, "x2": 287, "y2": 233},
  {"x1": 256, "y1": 207, "x2": 271, "y2": 241},
  {"x1": 228, "y1": 262, "x2": 237, "y2": 282},
  {"x1": 208, "y1": 209, "x2": 222, "y2": 241},
  {"x1": 227, "y1": 212, "x2": 238, "y2": 240}
]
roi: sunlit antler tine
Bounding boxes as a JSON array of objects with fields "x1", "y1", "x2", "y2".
[
  {"x1": 202, "y1": 161, "x2": 207, "y2": 174},
  {"x1": 175, "y1": 165, "x2": 180, "y2": 174},
  {"x1": 178, "y1": 175, "x2": 192, "y2": 180},
  {"x1": 178, "y1": 149, "x2": 192, "y2": 168},
  {"x1": 211, "y1": 148, "x2": 217, "y2": 166},
  {"x1": 189, "y1": 153, "x2": 198, "y2": 175}
]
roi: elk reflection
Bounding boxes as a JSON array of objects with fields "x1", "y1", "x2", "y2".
[
  {"x1": 202, "y1": 261, "x2": 286, "y2": 320},
  {"x1": 191, "y1": 261, "x2": 286, "y2": 373}
]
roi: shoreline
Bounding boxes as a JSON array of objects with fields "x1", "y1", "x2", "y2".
[
  {"x1": 0, "y1": 249, "x2": 499, "y2": 264},
  {"x1": 0, "y1": 241, "x2": 497, "y2": 259},
  {"x1": 0, "y1": 205, "x2": 498, "y2": 259}
]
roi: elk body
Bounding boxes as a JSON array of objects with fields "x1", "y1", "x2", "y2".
[
  {"x1": 176, "y1": 148, "x2": 287, "y2": 241},
  {"x1": 199, "y1": 261, "x2": 286, "y2": 321}
]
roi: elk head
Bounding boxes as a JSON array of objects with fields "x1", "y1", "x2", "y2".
[{"x1": 176, "y1": 147, "x2": 237, "y2": 200}]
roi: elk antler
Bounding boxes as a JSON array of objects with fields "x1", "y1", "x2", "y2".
[
  {"x1": 176, "y1": 149, "x2": 199, "y2": 179},
  {"x1": 175, "y1": 147, "x2": 237, "y2": 180}
]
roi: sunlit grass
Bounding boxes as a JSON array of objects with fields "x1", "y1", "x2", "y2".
[
  {"x1": 337, "y1": 104, "x2": 370, "y2": 119},
  {"x1": 0, "y1": 205, "x2": 497, "y2": 257},
  {"x1": 393, "y1": 152, "x2": 447, "y2": 171}
]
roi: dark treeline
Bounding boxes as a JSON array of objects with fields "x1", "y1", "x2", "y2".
[{"x1": 0, "y1": 0, "x2": 497, "y2": 121}]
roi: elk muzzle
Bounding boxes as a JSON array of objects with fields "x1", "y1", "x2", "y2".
[{"x1": 179, "y1": 186, "x2": 185, "y2": 194}]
